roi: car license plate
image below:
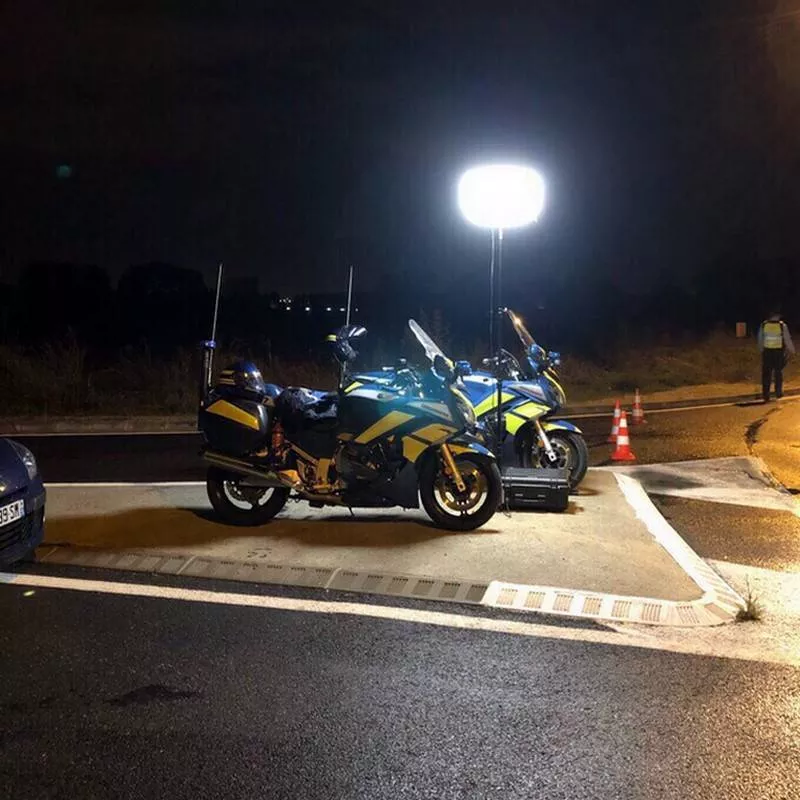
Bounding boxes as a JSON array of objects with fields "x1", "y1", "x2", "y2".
[{"x1": 0, "y1": 499, "x2": 25, "y2": 528}]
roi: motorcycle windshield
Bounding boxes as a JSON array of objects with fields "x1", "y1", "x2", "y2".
[
  {"x1": 505, "y1": 309, "x2": 535, "y2": 348},
  {"x1": 408, "y1": 319, "x2": 448, "y2": 365}
]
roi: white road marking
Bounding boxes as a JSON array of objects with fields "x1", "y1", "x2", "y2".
[
  {"x1": 570, "y1": 393, "x2": 800, "y2": 419},
  {"x1": 44, "y1": 481, "x2": 205, "y2": 489},
  {"x1": 1, "y1": 570, "x2": 796, "y2": 667},
  {"x1": 6, "y1": 430, "x2": 201, "y2": 438}
]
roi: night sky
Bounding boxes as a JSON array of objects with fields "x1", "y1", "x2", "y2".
[{"x1": 2, "y1": 1, "x2": 800, "y2": 297}]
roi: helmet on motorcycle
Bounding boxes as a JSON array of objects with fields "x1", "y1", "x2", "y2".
[
  {"x1": 326, "y1": 325, "x2": 367, "y2": 365},
  {"x1": 218, "y1": 360, "x2": 268, "y2": 399}
]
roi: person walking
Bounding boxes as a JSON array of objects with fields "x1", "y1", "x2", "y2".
[{"x1": 758, "y1": 311, "x2": 795, "y2": 402}]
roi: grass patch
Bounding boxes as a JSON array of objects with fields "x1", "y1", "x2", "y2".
[
  {"x1": 735, "y1": 577, "x2": 764, "y2": 622},
  {"x1": 0, "y1": 328, "x2": 781, "y2": 416},
  {"x1": 562, "y1": 329, "x2": 769, "y2": 402}
]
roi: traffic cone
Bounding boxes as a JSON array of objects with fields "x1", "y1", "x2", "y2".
[
  {"x1": 607, "y1": 399, "x2": 621, "y2": 443},
  {"x1": 631, "y1": 388, "x2": 646, "y2": 425},
  {"x1": 611, "y1": 410, "x2": 637, "y2": 461}
]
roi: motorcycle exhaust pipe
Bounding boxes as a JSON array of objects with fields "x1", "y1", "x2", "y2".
[{"x1": 202, "y1": 450, "x2": 293, "y2": 488}]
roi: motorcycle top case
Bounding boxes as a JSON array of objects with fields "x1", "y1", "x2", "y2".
[
  {"x1": 200, "y1": 387, "x2": 272, "y2": 457},
  {"x1": 501, "y1": 467, "x2": 570, "y2": 512}
]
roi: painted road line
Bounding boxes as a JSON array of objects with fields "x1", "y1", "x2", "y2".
[
  {"x1": 7, "y1": 430, "x2": 201, "y2": 437},
  {"x1": 569, "y1": 393, "x2": 800, "y2": 419},
  {"x1": 1, "y1": 570, "x2": 794, "y2": 667},
  {"x1": 44, "y1": 481, "x2": 206, "y2": 489}
]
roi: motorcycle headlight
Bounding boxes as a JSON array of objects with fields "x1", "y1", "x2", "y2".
[
  {"x1": 9, "y1": 440, "x2": 38, "y2": 481},
  {"x1": 452, "y1": 388, "x2": 477, "y2": 428}
]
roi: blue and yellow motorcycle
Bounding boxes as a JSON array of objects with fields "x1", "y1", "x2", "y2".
[
  {"x1": 463, "y1": 310, "x2": 587, "y2": 490},
  {"x1": 350, "y1": 310, "x2": 588, "y2": 490}
]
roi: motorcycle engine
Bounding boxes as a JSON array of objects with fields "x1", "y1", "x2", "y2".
[{"x1": 335, "y1": 442, "x2": 385, "y2": 482}]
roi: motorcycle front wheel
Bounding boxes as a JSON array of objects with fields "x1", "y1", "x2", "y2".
[
  {"x1": 521, "y1": 429, "x2": 589, "y2": 491},
  {"x1": 206, "y1": 467, "x2": 290, "y2": 526},
  {"x1": 420, "y1": 454, "x2": 502, "y2": 531}
]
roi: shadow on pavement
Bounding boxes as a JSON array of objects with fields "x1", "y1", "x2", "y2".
[{"x1": 44, "y1": 507, "x2": 507, "y2": 549}]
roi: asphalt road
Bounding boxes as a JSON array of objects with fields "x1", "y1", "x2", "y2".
[
  {"x1": 2, "y1": 571, "x2": 799, "y2": 800},
  {"x1": 4, "y1": 403, "x2": 799, "y2": 799}
]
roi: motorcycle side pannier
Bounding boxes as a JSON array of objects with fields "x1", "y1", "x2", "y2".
[{"x1": 199, "y1": 361, "x2": 274, "y2": 456}]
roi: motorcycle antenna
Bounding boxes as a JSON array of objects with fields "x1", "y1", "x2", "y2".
[
  {"x1": 339, "y1": 265, "x2": 355, "y2": 389},
  {"x1": 198, "y1": 262, "x2": 224, "y2": 424},
  {"x1": 345, "y1": 264, "x2": 354, "y2": 326},
  {"x1": 210, "y1": 261, "x2": 224, "y2": 343}
]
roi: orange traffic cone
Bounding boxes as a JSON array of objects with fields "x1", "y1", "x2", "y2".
[
  {"x1": 607, "y1": 399, "x2": 621, "y2": 443},
  {"x1": 611, "y1": 410, "x2": 637, "y2": 461},
  {"x1": 632, "y1": 388, "x2": 646, "y2": 425}
]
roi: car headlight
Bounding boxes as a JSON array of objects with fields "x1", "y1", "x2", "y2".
[{"x1": 9, "y1": 440, "x2": 38, "y2": 481}]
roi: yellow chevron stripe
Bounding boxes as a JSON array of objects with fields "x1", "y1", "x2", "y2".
[
  {"x1": 474, "y1": 391, "x2": 515, "y2": 418},
  {"x1": 344, "y1": 381, "x2": 363, "y2": 394},
  {"x1": 505, "y1": 401, "x2": 549, "y2": 435},
  {"x1": 411, "y1": 423, "x2": 458, "y2": 444},
  {"x1": 206, "y1": 399, "x2": 260, "y2": 431},
  {"x1": 401, "y1": 436, "x2": 429, "y2": 463},
  {"x1": 355, "y1": 410, "x2": 414, "y2": 444}
]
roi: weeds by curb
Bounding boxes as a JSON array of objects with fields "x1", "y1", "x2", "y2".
[{"x1": 735, "y1": 576, "x2": 764, "y2": 622}]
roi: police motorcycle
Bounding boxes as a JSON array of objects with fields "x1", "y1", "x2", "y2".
[
  {"x1": 197, "y1": 321, "x2": 502, "y2": 531},
  {"x1": 462, "y1": 310, "x2": 588, "y2": 490},
  {"x1": 350, "y1": 310, "x2": 587, "y2": 490}
]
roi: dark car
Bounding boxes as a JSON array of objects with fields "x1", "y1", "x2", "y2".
[{"x1": 0, "y1": 438, "x2": 45, "y2": 566}]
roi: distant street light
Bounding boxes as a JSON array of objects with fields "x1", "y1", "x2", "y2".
[{"x1": 457, "y1": 163, "x2": 545, "y2": 457}]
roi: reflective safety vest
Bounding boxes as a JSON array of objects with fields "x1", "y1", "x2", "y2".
[{"x1": 762, "y1": 321, "x2": 784, "y2": 349}]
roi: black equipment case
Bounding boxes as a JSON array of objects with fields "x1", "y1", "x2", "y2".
[{"x1": 501, "y1": 467, "x2": 570, "y2": 512}]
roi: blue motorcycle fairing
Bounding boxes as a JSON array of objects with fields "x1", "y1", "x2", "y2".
[
  {"x1": 541, "y1": 419, "x2": 582, "y2": 434},
  {"x1": 448, "y1": 437, "x2": 494, "y2": 459}
]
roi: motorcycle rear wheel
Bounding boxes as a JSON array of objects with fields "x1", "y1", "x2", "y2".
[
  {"x1": 206, "y1": 467, "x2": 290, "y2": 526},
  {"x1": 420, "y1": 454, "x2": 502, "y2": 531}
]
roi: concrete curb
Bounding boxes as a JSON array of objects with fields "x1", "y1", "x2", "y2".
[
  {"x1": 33, "y1": 472, "x2": 744, "y2": 627},
  {"x1": 480, "y1": 473, "x2": 745, "y2": 626}
]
